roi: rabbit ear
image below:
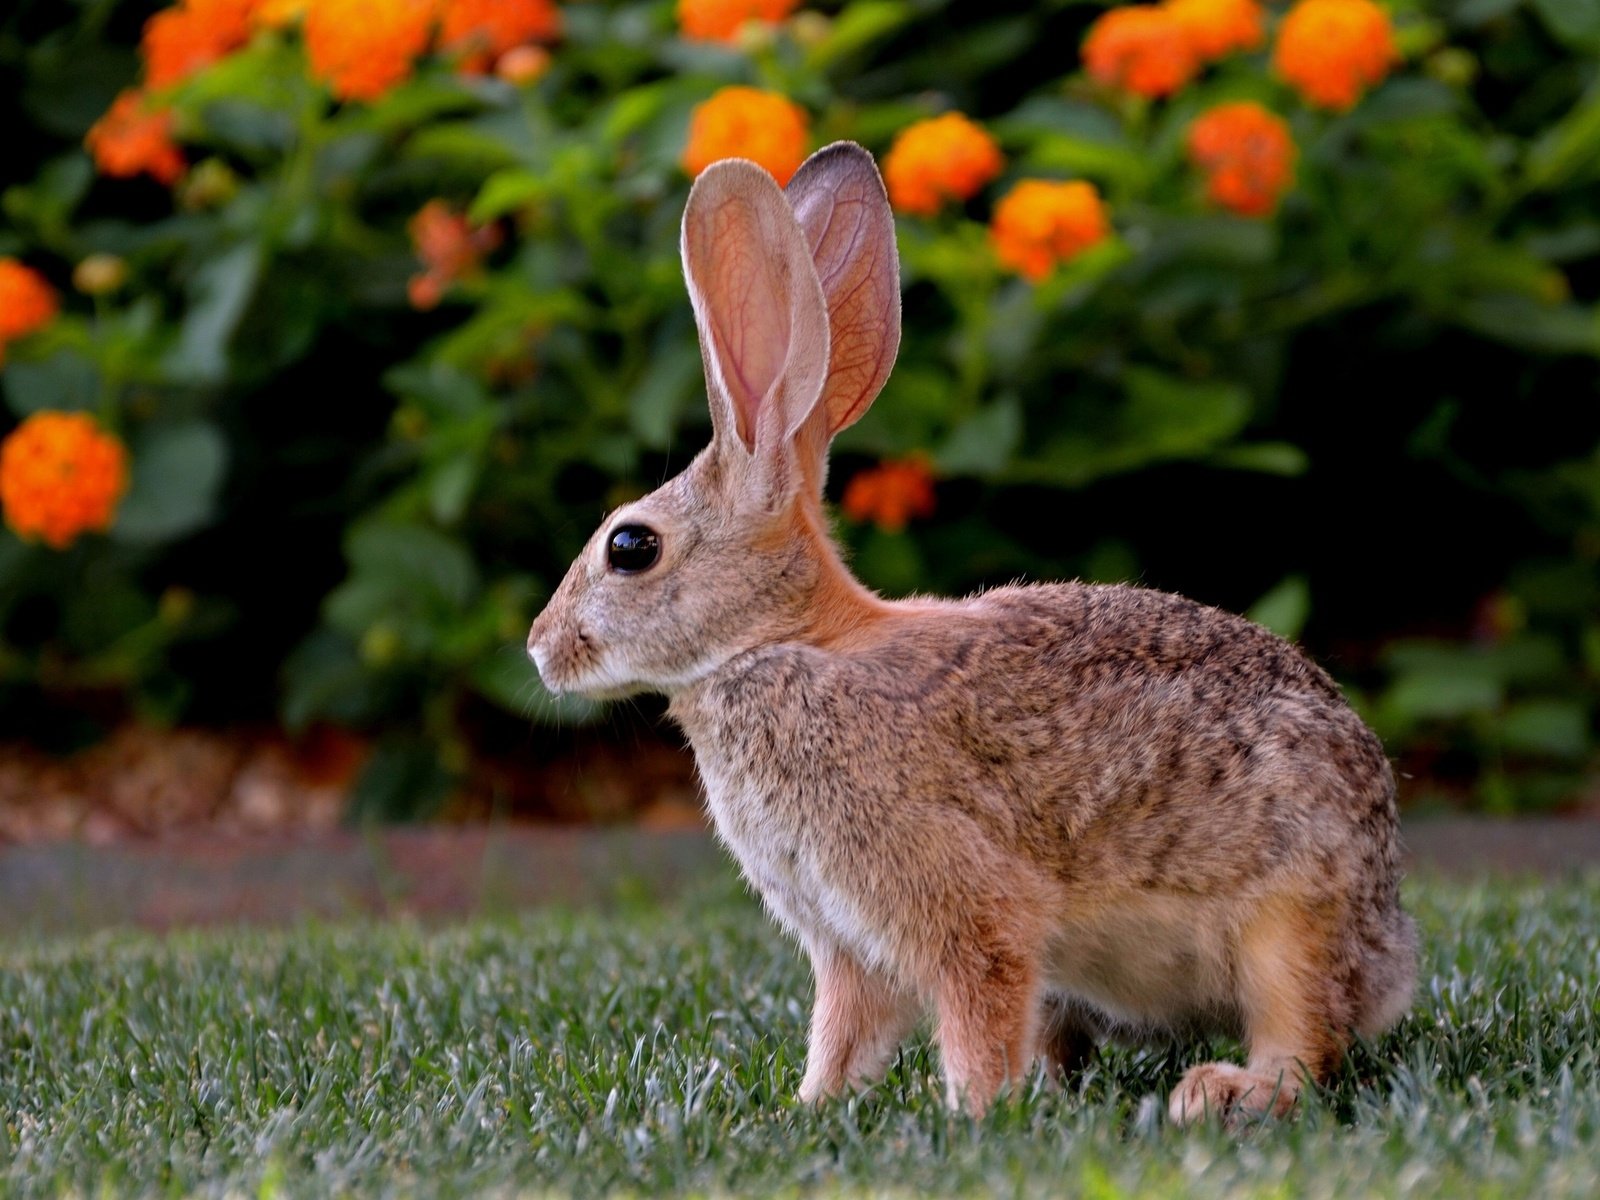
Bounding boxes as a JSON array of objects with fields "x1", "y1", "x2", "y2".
[
  {"x1": 681, "y1": 158, "x2": 831, "y2": 503},
  {"x1": 784, "y1": 142, "x2": 901, "y2": 438}
]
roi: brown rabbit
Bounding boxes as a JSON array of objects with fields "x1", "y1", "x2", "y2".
[{"x1": 526, "y1": 142, "x2": 1416, "y2": 1123}]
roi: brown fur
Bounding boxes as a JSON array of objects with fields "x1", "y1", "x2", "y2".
[{"x1": 527, "y1": 144, "x2": 1416, "y2": 1123}]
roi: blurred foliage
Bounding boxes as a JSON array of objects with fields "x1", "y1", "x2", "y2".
[{"x1": 0, "y1": 0, "x2": 1597, "y2": 816}]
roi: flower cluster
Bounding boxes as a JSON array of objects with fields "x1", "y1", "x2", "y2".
[
  {"x1": 303, "y1": 0, "x2": 437, "y2": 100},
  {"x1": 1187, "y1": 102, "x2": 1295, "y2": 216},
  {"x1": 677, "y1": 0, "x2": 799, "y2": 44},
  {"x1": 407, "y1": 200, "x2": 504, "y2": 310},
  {"x1": 0, "y1": 412, "x2": 129, "y2": 549},
  {"x1": 87, "y1": 0, "x2": 569, "y2": 180},
  {"x1": 1274, "y1": 0, "x2": 1398, "y2": 111},
  {"x1": 1083, "y1": 5, "x2": 1204, "y2": 99},
  {"x1": 1167, "y1": 0, "x2": 1264, "y2": 61},
  {"x1": 991, "y1": 181, "x2": 1111, "y2": 281},
  {"x1": 439, "y1": 0, "x2": 561, "y2": 73},
  {"x1": 0, "y1": 259, "x2": 59, "y2": 367},
  {"x1": 882, "y1": 113, "x2": 1003, "y2": 217},
  {"x1": 85, "y1": 90, "x2": 187, "y2": 185},
  {"x1": 1083, "y1": 0, "x2": 1396, "y2": 110},
  {"x1": 681, "y1": 87, "x2": 810, "y2": 186},
  {"x1": 142, "y1": 0, "x2": 256, "y2": 88},
  {"x1": 842, "y1": 456, "x2": 937, "y2": 532}
]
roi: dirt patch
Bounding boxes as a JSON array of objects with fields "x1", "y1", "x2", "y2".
[{"x1": 0, "y1": 723, "x2": 705, "y2": 844}]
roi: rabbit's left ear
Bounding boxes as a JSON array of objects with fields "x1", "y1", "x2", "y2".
[{"x1": 784, "y1": 142, "x2": 901, "y2": 438}]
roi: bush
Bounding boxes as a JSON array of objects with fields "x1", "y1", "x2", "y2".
[{"x1": 1, "y1": 0, "x2": 1596, "y2": 814}]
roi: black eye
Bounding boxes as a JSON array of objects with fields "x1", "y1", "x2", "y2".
[{"x1": 607, "y1": 524, "x2": 660, "y2": 573}]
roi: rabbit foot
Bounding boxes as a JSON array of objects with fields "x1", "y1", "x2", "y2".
[{"x1": 1167, "y1": 1061, "x2": 1301, "y2": 1126}]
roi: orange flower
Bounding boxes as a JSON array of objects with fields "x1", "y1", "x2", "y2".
[
  {"x1": 682, "y1": 87, "x2": 810, "y2": 186},
  {"x1": 303, "y1": 0, "x2": 436, "y2": 102},
  {"x1": 1082, "y1": 5, "x2": 1199, "y2": 99},
  {"x1": 881, "y1": 113, "x2": 1003, "y2": 216},
  {"x1": 0, "y1": 412, "x2": 130, "y2": 549},
  {"x1": 84, "y1": 90, "x2": 186, "y2": 185},
  {"x1": 438, "y1": 0, "x2": 560, "y2": 73},
  {"x1": 1165, "y1": 0, "x2": 1264, "y2": 61},
  {"x1": 407, "y1": 200, "x2": 503, "y2": 309},
  {"x1": 141, "y1": 0, "x2": 258, "y2": 88},
  {"x1": 253, "y1": 0, "x2": 309, "y2": 27},
  {"x1": 990, "y1": 180, "x2": 1111, "y2": 281},
  {"x1": 677, "y1": 0, "x2": 798, "y2": 43},
  {"x1": 842, "y1": 456, "x2": 936, "y2": 533},
  {"x1": 0, "y1": 260, "x2": 59, "y2": 348},
  {"x1": 1186, "y1": 101, "x2": 1295, "y2": 216},
  {"x1": 1274, "y1": 0, "x2": 1398, "y2": 111}
]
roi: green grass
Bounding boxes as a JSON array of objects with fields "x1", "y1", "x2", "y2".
[{"x1": 2, "y1": 874, "x2": 1597, "y2": 1198}]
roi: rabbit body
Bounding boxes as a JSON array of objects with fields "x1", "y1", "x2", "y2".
[
  {"x1": 527, "y1": 143, "x2": 1416, "y2": 1122},
  {"x1": 670, "y1": 578, "x2": 1415, "y2": 1112}
]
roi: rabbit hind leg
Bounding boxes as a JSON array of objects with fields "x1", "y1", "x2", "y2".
[
  {"x1": 1168, "y1": 894, "x2": 1348, "y2": 1126},
  {"x1": 1036, "y1": 991, "x2": 1103, "y2": 1082}
]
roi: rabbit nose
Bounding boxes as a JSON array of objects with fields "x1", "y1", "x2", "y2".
[{"x1": 526, "y1": 615, "x2": 550, "y2": 667}]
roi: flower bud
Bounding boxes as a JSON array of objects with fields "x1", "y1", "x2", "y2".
[{"x1": 73, "y1": 254, "x2": 129, "y2": 296}]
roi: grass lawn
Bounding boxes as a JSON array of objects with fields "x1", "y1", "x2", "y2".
[{"x1": 2, "y1": 873, "x2": 1597, "y2": 1198}]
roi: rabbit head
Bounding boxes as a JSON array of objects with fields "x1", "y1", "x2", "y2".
[{"x1": 527, "y1": 142, "x2": 901, "y2": 698}]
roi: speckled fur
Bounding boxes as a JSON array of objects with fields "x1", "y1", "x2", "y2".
[{"x1": 527, "y1": 144, "x2": 1416, "y2": 1123}]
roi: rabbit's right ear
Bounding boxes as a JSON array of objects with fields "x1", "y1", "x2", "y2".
[
  {"x1": 784, "y1": 142, "x2": 901, "y2": 439},
  {"x1": 681, "y1": 158, "x2": 831, "y2": 511}
]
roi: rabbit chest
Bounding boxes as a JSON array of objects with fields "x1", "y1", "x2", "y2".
[{"x1": 671, "y1": 678, "x2": 893, "y2": 961}]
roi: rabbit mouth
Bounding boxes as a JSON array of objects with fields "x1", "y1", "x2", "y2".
[{"x1": 529, "y1": 635, "x2": 640, "y2": 700}]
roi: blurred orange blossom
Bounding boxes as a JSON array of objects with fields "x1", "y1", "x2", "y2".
[
  {"x1": 882, "y1": 113, "x2": 1003, "y2": 216},
  {"x1": 1187, "y1": 102, "x2": 1295, "y2": 216},
  {"x1": 681, "y1": 86, "x2": 810, "y2": 186},
  {"x1": 991, "y1": 180, "x2": 1112, "y2": 281},
  {"x1": 1274, "y1": 0, "x2": 1398, "y2": 110},
  {"x1": 0, "y1": 413, "x2": 130, "y2": 550},
  {"x1": 842, "y1": 457, "x2": 937, "y2": 533}
]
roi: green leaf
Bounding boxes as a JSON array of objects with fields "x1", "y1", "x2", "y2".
[
  {"x1": 937, "y1": 398, "x2": 1022, "y2": 477},
  {"x1": 1529, "y1": 0, "x2": 1600, "y2": 48},
  {"x1": 470, "y1": 169, "x2": 551, "y2": 224},
  {"x1": 343, "y1": 521, "x2": 480, "y2": 614},
  {"x1": 166, "y1": 241, "x2": 264, "y2": 385},
  {"x1": 853, "y1": 527, "x2": 926, "y2": 596},
  {"x1": 281, "y1": 630, "x2": 387, "y2": 729},
  {"x1": 1453, "y1": 296, "x2": 1600, "y2": 357},
  {"x1": 1526, "y1": 82, "x2": 1600, "y2": 191},
  {"x1": 1210, "y1": 443, "x2": 1309, "y2": 476},
  {"x1": 1023, "y1": 133, "x2": 1146, "y2": 188},
  {"x1": 1247, "y1": 575, "x2": 1311, "y2": 641},
  {"x1": 2, "y1": 350, "x2": 99, "y2": 417},
  {"x1": 1009, "y1": 370, "x2": 1252, "y2": 487},
  {"x1": 628, "y1": 337, "x2": 701, "y2": 450},
  {"x1": 805, "y1": 1, "x2": 913, "y2": 68},
  {"x1": 346, "y1": 737, "x2": 455, "y2": 822},
  {"x1": 1383, "y1": 670, "x2": 1503, "y2": 723},
  {"x1": 1500, "y1": 699, "x2": 1591, "y2": 759},
  {"x1": 427, "y1": 456, "x2": 481, "y2": 526},
  {"x1": 112, "y1": 422, "x2": 228, "y2": 544}
]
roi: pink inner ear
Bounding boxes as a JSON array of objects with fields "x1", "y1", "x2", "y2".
[{"x1": 696, "y1": 196, "x2": 796, "y2": 449}]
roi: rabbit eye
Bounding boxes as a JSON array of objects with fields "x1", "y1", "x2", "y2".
[{"x1": 607, "y1": 524, "x2": 660, "y2": 574}]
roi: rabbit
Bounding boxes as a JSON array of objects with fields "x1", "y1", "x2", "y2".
[{"x1": 525, "y1": 141, "x2": 1417, "y2": 1124}]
